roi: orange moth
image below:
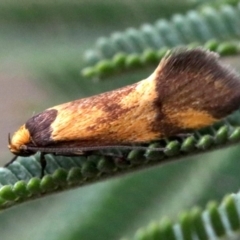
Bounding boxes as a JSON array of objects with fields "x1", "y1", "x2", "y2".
[{"x1": 7, "y1": 48, "x2": 240, "y2": 176}]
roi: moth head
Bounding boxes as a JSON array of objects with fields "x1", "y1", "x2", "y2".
[{"x1": 8, "y1": 125, "x2": 32, "y2": 156}]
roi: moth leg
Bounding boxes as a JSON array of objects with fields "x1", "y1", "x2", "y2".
[
  {"x1": 96, "y1": 150, "x2": 130, "y2": 165},
  {"x1": 4, "y1": 155, "x2": 18, "y2": 167},
  {"x1": 53, "y1": 152, "x2": 85, "y2": 157},
  {"x1": 40, "y1": 152, "x2": 47, "y2": 178},
  {"x1": 175, "y1": 133, "x2": 192, "y2": 138}
]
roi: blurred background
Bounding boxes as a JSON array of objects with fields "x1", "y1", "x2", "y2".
[{"x1": 1, "y1": 0, "x2": 240, "y2": 240}]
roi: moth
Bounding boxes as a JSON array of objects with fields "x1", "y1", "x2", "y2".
[{"x1": 7, "y1": 48, "x2": 240, "y2": 176}]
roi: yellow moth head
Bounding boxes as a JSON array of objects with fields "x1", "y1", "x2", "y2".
[{"x1": 8, "y1": 125, "x2": 31, "y2": 155}]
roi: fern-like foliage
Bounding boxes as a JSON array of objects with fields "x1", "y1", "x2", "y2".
[
  {"x1": 124, "y1": 194, "x2": 240, "y2": 240},
  {"x1": 84, "y1": 3, "x2": 240, "y2": 65},
  {"x1": 1, "y1": 106, "x2": 240, "y2": 211},
  {"x1": 2, "y1": 1, "x2": 240, "y2": 240}
]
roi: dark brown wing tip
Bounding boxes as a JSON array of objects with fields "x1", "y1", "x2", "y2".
[
  {"x1": 161, "y1": 47, "x2": 240, "y2": 87},
  {"x1": 155, "y1": 47, "x2": 240, "y2": 119},
  {"x1": 160, "y1": 47, "x2": 219, "y2": 73}
]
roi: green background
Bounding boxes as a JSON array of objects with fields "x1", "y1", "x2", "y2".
[{"x1": 1, "y1": 1, "x2": 240, "y2": 239}]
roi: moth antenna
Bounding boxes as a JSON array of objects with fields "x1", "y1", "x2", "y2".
[
  {"x1": 8, "y1": 133, "x2": 11, "y2": 145},
  {"x1": 23, "y1": 145, "x2": 165, "y2": 153}
]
